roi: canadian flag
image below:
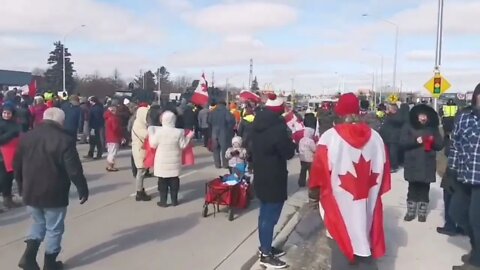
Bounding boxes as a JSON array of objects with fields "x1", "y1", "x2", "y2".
[
  {"x1": 20, "y1": 79, "x2": 37, "y2": 98},
  {"x1": 191, "y1": 73, "x2": 209, "y2": 106},
  {"x1": 284, "y1": 111, "x2": 304, "y2": 144},
  {"x1": 309, "y1": 123, "x2": 391, "y2": 262}
]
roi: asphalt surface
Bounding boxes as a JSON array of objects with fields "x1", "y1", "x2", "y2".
[{"x1": 0, "y1": 143, "x2": 304, "y2": 270}]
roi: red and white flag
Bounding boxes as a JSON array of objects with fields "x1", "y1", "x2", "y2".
[
  {"x1": 191, "y1": 73, "x2": 209, "y2": 106},
  {"x1": 29, "y1": 79, "x2": 37, "y2": 98},
  {"x1": 284, "y1": 111, "x2": 304, "y2": 144},
  {"x1": 310, "y1": 123, "x2": 391, "y2": 262}
]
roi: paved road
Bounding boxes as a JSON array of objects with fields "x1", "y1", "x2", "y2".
[{"x1": 0, "y1": 144, "x2": 304, "y2": 270}]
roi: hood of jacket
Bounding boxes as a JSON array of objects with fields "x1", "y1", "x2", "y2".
[
  {"x1": 253, "y1": 108, "x2": 284, "y2": 133},
  {"x1": 134, "y1": 106, "x2": 149, "y2": 127},
  {"x1": 232, "y1": 136, "x2": 243, "y2": 148},
  {"x1": 304, "y1": 127, "x2": 315, "y2": 139},
  {"x1": 161, "y1": 110, "x2": 176, "y2": 128},
  {"x1": 472, "y1": 83, "x2": 480, "y2": 107},
  {"x1": 334, "y1": 123, "x2": 372, "y2": 149},
  {"x1": 409, "y1": 104, "x2": 439, "y2": 130}
]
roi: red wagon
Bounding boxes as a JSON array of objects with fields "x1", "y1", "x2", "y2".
[{"x1": 202, "y1": 177, "x2": 250, "y2": 221}]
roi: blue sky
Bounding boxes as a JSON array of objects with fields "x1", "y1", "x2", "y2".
[{"x1": 1, "y1": 0, "x2": 479, "y2": 94}]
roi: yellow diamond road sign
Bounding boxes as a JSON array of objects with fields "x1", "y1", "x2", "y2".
[{"x1": 424, "y1": 74, "x2": 451, "y2": 98}]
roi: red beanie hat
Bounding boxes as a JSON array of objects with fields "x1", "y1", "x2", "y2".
[
  {"x1": 335, "y1": 93, "x2": 360, "y2": 117},
  {"x1": 265, "y1": 93, "x2": 285, "y2": 114}
]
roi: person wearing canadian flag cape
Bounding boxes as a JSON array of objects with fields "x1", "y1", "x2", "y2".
[{"x1": 309, "y1": 93, "x2": 391, "y2": 268}]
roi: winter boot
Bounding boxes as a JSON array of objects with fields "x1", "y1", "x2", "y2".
[
  {"x1": 404, "y1": 201, "x2": 417, "y2": 222},
  {"x1": 169, "y1": 178, "x2": 180, "y2": 206},
  {"x1": 462, "y1": 253, "x2": 472, "y2": 263},
  {"x1": 18, "y1": 239, "x2": 41, "y2": 270},
  {"x1": 418, "y1": 202, "x2": 429, "y2": 222},
  {"x1": 43, "y1": 253, "x2": 63, "y2": 270},
  {"x1": 135, "y1": 189, "x2": 152, "y2": 202},
  {"x1": 157, "y1": 179, "x2": 169, "y2": 208},
  {"x1": 3, "y1": 196, "x2": 22, "y2": 209}
]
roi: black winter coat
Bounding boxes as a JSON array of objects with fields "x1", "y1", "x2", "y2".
[
  {"x1": 400, "y1": 104, "x2": 443, "y2": 183},
  {"x1": 89, "y1": 103, "x2": 105, "y2": 130},
  {"x1": 14, "y1": 121, "x2": 89, "y2": 208},
  {"x1": 15, "y1": 105, "x2": 31, "y2": 132},
  {"x1": 380, "y1": 111, "x2": 404, "y2": 144},
  {"x1": 182, "y1": 106, "x2": 196, "y2": 130},
  {"x1": 252, "y1": 109, "x2": 296, "y2": 203},
  {"x1": 0, "y1": 118, "x2": 21, "y2": 163}
]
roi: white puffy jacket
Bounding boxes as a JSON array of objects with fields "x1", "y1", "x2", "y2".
[{"x1": 149, "y1": 111, "x2": 191, "y2": 178}]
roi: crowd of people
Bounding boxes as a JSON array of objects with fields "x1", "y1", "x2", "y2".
[{"x1": 1, "y1": 83, "x2": 479, "y2": 269}]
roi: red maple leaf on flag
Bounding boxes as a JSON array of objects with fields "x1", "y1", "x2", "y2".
[{"x1": 338, "y1": 155, "x2": 379, "y2": 201}]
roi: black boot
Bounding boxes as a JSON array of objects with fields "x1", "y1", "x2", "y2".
[
  {"x1": 157, "y1": 178, "x2": 168, "y2": 208},
  {"x1": 43, "y1": 253, "x2": 63, "y2": 270},
  {"x1": 170, "y1": 178, "x2": 180, "y2": 206},
  {"x1": 3, "y1": 195, "x2": 22, "y2": 209},
  {"x1": 18, "y1": 239, "x2": 41, "y2": 270},
  {"x1": 418, "y1": 202, "x2": 428, "y2": 222},
  {"x1": 135, "y1": 189, "x2": 152, "y2": 202},
  {"x1": 404, "y1": 201, "x2": 417, "y2": 222}
]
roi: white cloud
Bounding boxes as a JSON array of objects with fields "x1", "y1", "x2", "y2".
[
  {"x1": 1, "y1": 0, "x2": 162, "y2": 43},
  {"x1": 184, "y1": 2, "x2": 298, "y2": 34}
]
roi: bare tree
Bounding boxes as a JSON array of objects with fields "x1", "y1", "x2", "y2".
[{"x1": 173, "y1": 76, "x2": 194, "y2": 93}]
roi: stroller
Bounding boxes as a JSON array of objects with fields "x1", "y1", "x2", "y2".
[{"x1": 202, "y1": 163, "x2": 251, "y2": 221}]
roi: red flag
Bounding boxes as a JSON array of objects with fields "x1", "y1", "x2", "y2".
[
  {"x1": 28, "y1": 79, "x2": 37, "y2": 98},
  {"x1": 191, "y1": 73, "x2": 209, "y2": 106}
]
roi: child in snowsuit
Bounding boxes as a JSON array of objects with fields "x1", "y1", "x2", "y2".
[
  {"x1": 298, "y1": 127, "x2": 316, "y2": 187},
  {"x1": 225, "y1": 136, "x2": 247, "y2": 174}
]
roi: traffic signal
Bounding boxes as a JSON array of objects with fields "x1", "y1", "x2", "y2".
[{"x1": 434, "y1": 76, "x2": 441, "y2": 94}]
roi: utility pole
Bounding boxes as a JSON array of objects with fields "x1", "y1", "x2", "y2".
[
  {"x1": 433, "y1": 0, "x2": 444, "y2": 111},
  {"x1": 248, "y1": 59, "x2": 253, "y2": 89},
  {"x1": 157, "y1": 68, "x2": 161, "y2": 105},
  {"x1": 226, "y1": 78, "x2": 229, "y2": 102}
]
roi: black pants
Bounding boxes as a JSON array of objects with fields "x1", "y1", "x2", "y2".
[
  {"x1": 88, "y1": 128, "x2": 103, "y2": 158},
  {"x1": 443, "y1": 189, "x2": 456, "y2": 230},
  {"x1": 0, "y1": 163, "x2": 14, "y2": 197},
  {"x1": 450, "y1": 185, "x2": 480, "y2": 266},
  {"x1": 157, "y1": 177, "x2": 180, "y2": 201},
  {"x1": 298, "y1": 161, "x2": 312, "y2": 186},
  {"x1": 387, "y1": 143, "x2": 399, "y2": 170},
  {"x1": 201, "y1": 128, "x2": 209, "y2": 147},
  {"x1": 407, "y1": 182, "x2": 430, "y2": 202}
]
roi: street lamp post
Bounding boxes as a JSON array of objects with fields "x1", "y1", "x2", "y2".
[
  {"x1": 63, "y1": 25, "x2": 85, "y2": 93},
  {"x1": 362, "y1": 14, "x2": 399, "y2": 93}
]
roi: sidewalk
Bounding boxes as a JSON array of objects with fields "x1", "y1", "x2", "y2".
[{"x1": 251, "y1": 169, "x2": 470, "y2": 270}]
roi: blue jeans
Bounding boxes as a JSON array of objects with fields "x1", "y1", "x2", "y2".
[
  {"x1": 258, "y1": 202, "x2": 284, "y2": 255},
  {"x1": 443, "y1": 190, "x2": 456, "y2": 230},
  {"x1": 27, "y1": 206, "x2": 67, "y2": 254}
]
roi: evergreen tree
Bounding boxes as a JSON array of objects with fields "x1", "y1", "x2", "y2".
[
  {"x1": 135, "y1": 70, "x2": 156, "y2": 91},
  {"x1": 251, "y1": 76, "x2": 260, "y2": 91},
  {"x1": 45, "y1": 41, "x2": 75, "y2": 93}
]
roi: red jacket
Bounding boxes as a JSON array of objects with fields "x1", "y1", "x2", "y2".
[{"x1": 104, "y1": 111, "x2": 123, "y2": 143}]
